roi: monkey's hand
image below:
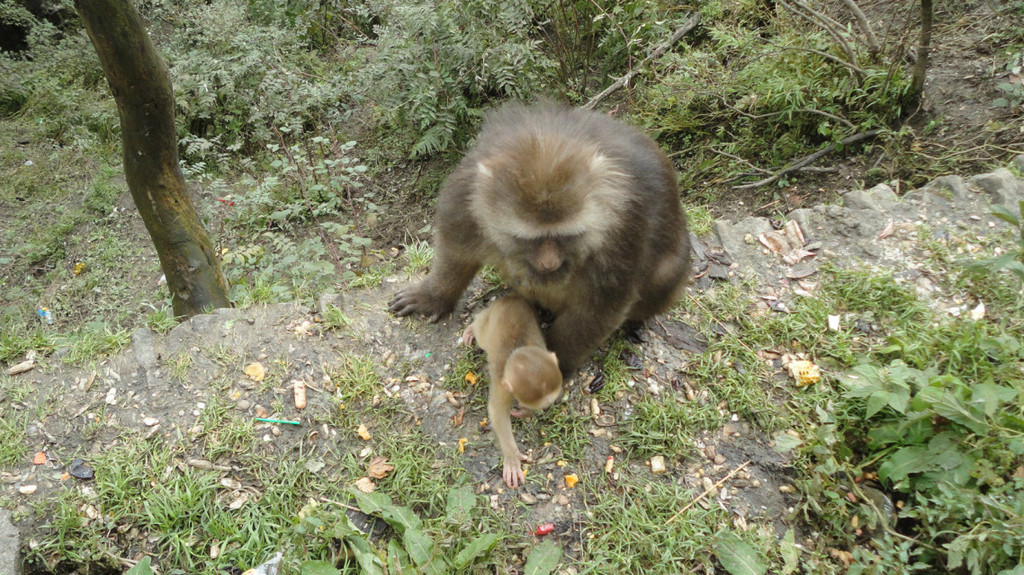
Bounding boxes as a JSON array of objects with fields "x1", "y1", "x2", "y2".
[
  {"x1": 388, "y1": 282, "x2": 455, "y2": 322},
  {"x1": 461, "y1": 324, "x2": 476, "y2": 346},
  {"x1": 502, "y1": 456, "x2": 527, "y2": 489}
]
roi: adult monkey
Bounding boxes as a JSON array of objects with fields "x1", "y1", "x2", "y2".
[{"x1": 389, "y1": 101, "x2": 691, "y2": 374}]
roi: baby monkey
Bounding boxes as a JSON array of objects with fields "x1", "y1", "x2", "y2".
[{"x1": 462, "y1": 295, "x2": 563, "y2": 489}]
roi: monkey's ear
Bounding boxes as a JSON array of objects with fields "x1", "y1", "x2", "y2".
[
  {"x1": 477, "y1": 161, "x2": 493, "y2": 178},
  {"x1": 549, "y1": 351, "x2": 559, "y2": 366}
]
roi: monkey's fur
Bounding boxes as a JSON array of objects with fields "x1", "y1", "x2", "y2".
[
  {"x1": 390, "y1": 101, "x2": 691, "y2": 374},
  {"x1": 462, "y1": 295, "x2": 562, "y2": 489}
]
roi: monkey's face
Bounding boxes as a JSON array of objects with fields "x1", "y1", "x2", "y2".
[{"x1": 471, "y1": 135, "x2": 628, "y2": 284}]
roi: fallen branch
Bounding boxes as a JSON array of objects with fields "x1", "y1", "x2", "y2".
[
  {"x1": 582, "y1": 13, "x2": 701, "y2": 110},
  {"x1": 733, "y1": 129, "x2": 882, "y2": 190},
  {"x1": 667, "y1": 460, "x2": 751, "y2": 523}
]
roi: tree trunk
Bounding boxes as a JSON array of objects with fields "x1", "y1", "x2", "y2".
[
  {"x1": 909, "y1": 0, "x2": 933, "y2": 104},
  {"x1": 77, "y1": 0, "x2": 230, "y2": 318}
]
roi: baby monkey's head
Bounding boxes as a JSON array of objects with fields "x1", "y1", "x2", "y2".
[{"x1": 503, "y1": 346, "x2": 563, "y2": 413}]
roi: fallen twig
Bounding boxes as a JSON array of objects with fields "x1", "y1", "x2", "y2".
[
  {"x1": 667, "y1": 460, "x2": 751, "y2": 523},
  {"x1": 733, "y1": 129, "x2": 882, "y2": 190},
  {"x1": 582, "y1": 13, "x2": 701, "y2": 110}
]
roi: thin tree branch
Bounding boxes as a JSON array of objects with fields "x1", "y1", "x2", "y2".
[
  {"x1": 733, "y1": 129, "x2": 882, "y2": 190},
  {"x1": 842, "y1": 0, "x2": 881, "y2": 56},
  {"x1": 582, "y1": 13, "x2": 701, "y2": 110}
]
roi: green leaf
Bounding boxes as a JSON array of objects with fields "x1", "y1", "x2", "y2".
[
  {"x1": 714, "y1": 532, "x2": 767, "y2": 575},
  {"x1": 353, "y1": 490, "x2": 423, "y2": 533},
  {"x1": 300, "y1": 561, "x2": 341, "y2": 575},
  {"x1": 878, "y1": 445, "x2": 931, "y2": 484},
  {"x1": 347, "y1": 534, "x2": 385, "y2": 575},
  {"x1": 386, "y1": 539, "x2": 414, "y2": 575},
  {"x1": 865, "y1": 390, "x2": 891, "y2": 418},
  {"x1": 404, "y1": 528, "x2": 436, "y2": 566},
  {"x1": 454, "y1": 533, "x2": 500, "y2": 568},
  {"x1": 523, "y1": 539, "x2": 562, "y2": 575},
  {"x1": 126, "y1": 557, "x2": 154, "y2": 575},
  {"x1": 989, "y1": 203, "x2": 1021, "y2": 226},
  {"x1": 779, "y1": 529, "x2": 800, "y2": 575},
  {"x1": 971, "y1": 382, "x2": 1018, "y2": 417},
  {"x1": 772, "y1": 431, "x2": 802, "y2": 453},
  {"x1": 445, "y1": 485, "x2": 477, "y2": 524}
]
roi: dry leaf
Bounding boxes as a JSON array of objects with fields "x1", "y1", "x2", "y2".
[
  {"x1": 243, "y1": 362, "x2": 265, "y2": 382},
  {"x1": 367, "y1": 456, "x2": 394, "y2": 479},
  {"x1": 356, "y1": 424, "x2": 372, "y2": 441},
  {"x1": 877, "y1": 218, "x2": 895, "y2": 240},
  {"x1": 228, "y1": 492, "x2": 249, "y2": 510},
  {"x1": 451, "y1": 407, "x2": 465, "y2": 427},
  {"x1": 354, "y1": 477, "x2": 376, "y2": 493}
]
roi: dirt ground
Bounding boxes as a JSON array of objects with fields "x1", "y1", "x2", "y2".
[{"x1": 2, "y1": 1, "x2": 1024, "y2": 571}]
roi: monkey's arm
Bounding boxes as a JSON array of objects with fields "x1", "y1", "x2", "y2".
[
  {"x1": 388, "y1": 247, "x2": 480, "y2": 321},
  {"x1": 547, "y1": 302, "x2": 628, "y2": 375},
  {"x1": 488, "y1": 380, "x2": 525, "y2": 489}
]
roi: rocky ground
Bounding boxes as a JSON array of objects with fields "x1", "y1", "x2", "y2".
[{"x1": 3, "y1": 155, "x2": 1022, "y2": 573}]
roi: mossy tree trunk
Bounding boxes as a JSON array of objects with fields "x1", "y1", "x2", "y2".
[
  {"x1": 909, "y1": 0, "x2": 933, "y2": 104},
  {"x1": 77, "y1": 0, "x2": 230, "y2": 318}
]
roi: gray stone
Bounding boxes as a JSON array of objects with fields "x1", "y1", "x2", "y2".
[
  {"x1": 842, "y1": 183, "x2": 898, "y2": 211},
  {"x1": 921, "y1": 175, "x2": 970, "y2": 202},
  {"x1": 1012, "y1": 154, "x2": 1024, "y2": 174},
  {"x1": 318, "y1": 293, "x2": 345, "y2": 314},
  {"x1": 0, "y1": 510, "x2": 20, "y2": 575},
  {"x1": 968, "y1": 169, "x2": 1024, "y2": 208},
  {"x1": 713, "y1": 216, "x2": 773, "y2": 263}
]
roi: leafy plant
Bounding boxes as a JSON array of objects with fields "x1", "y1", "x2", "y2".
[
  {"x1": 288, "y1": 488, "x2": 545, "y2": 574},
  {"x1": 361, "y1": 0, "x2": 552, "y2": 156},
  {"x1": 993, "y1": 51, "x2": 1024, "y2": 113},
  {"x1": 964, "y1": 201, "x2": 1024, "y2": 282}
]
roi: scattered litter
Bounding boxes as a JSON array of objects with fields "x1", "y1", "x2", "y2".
[
  {"x1": 255, "y1": 417, "x2": 300, "y2": 426},
  {"x1": 18, "y1": 485, "x2": 37, "y2": 495},
  {"x1": 104, "y1": 387, "x2": 117, "y2": 405},
  {"x1": 464, "y1": 371, "x2": 478, "y2": 385},
  {"x1": 828, "y1": 315, "x2": 841, "y2": 331},
  {"x1": 8, "y1": 351, "x2": 35, "y2": 375},
  {"x1": 564, "y1": 474, "x2": 579, "y2": 488},
  {"x1": 650, "y1": 455, "x2": 667, "y2": 475},
  {"x1": 243, "y1": 362, "x2": 265, "y2": 382},
  {"x1": 534, "y1": 523, "x2": 555, "y2": 536},
  {"x1": 69, "y1": 458, "x2": 94, "y2": 480},
  {"x1": 142, "y1": 417, "x2": 160, "y2": 427},
  {"x1": 587, "y1": 372, "x2": 606, "y2": 394},
  {"x1": 356, "y1": 424, "x2": 372, "y2": 440},
  {"x1": 970, "y1": 301, "x2": 985, "y2": 320},
  {"x1": 292, "y1": 380, "x2": 307, "y2": 409},
  {"x1": 32, "y1": 452, "x2": 46, "y2": 465},
  {"x1": 605, "y1": 456, "x2": 615, "y2": 474},
  {"x1": 241, "y1": 551, "x2": 282, "y2": 575},
  {"x1": 37, "y1": 307, "x2": 53, "y2": 325},
  {"x1": 458, "y1": 437, "x2": 468, "y2": 453},
  {"x1": 73, "y1": 262, "x2": 86, "y2": 275},
  {"x1": 787, "y1": 360, "x2": 821, "y2": 387}
]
